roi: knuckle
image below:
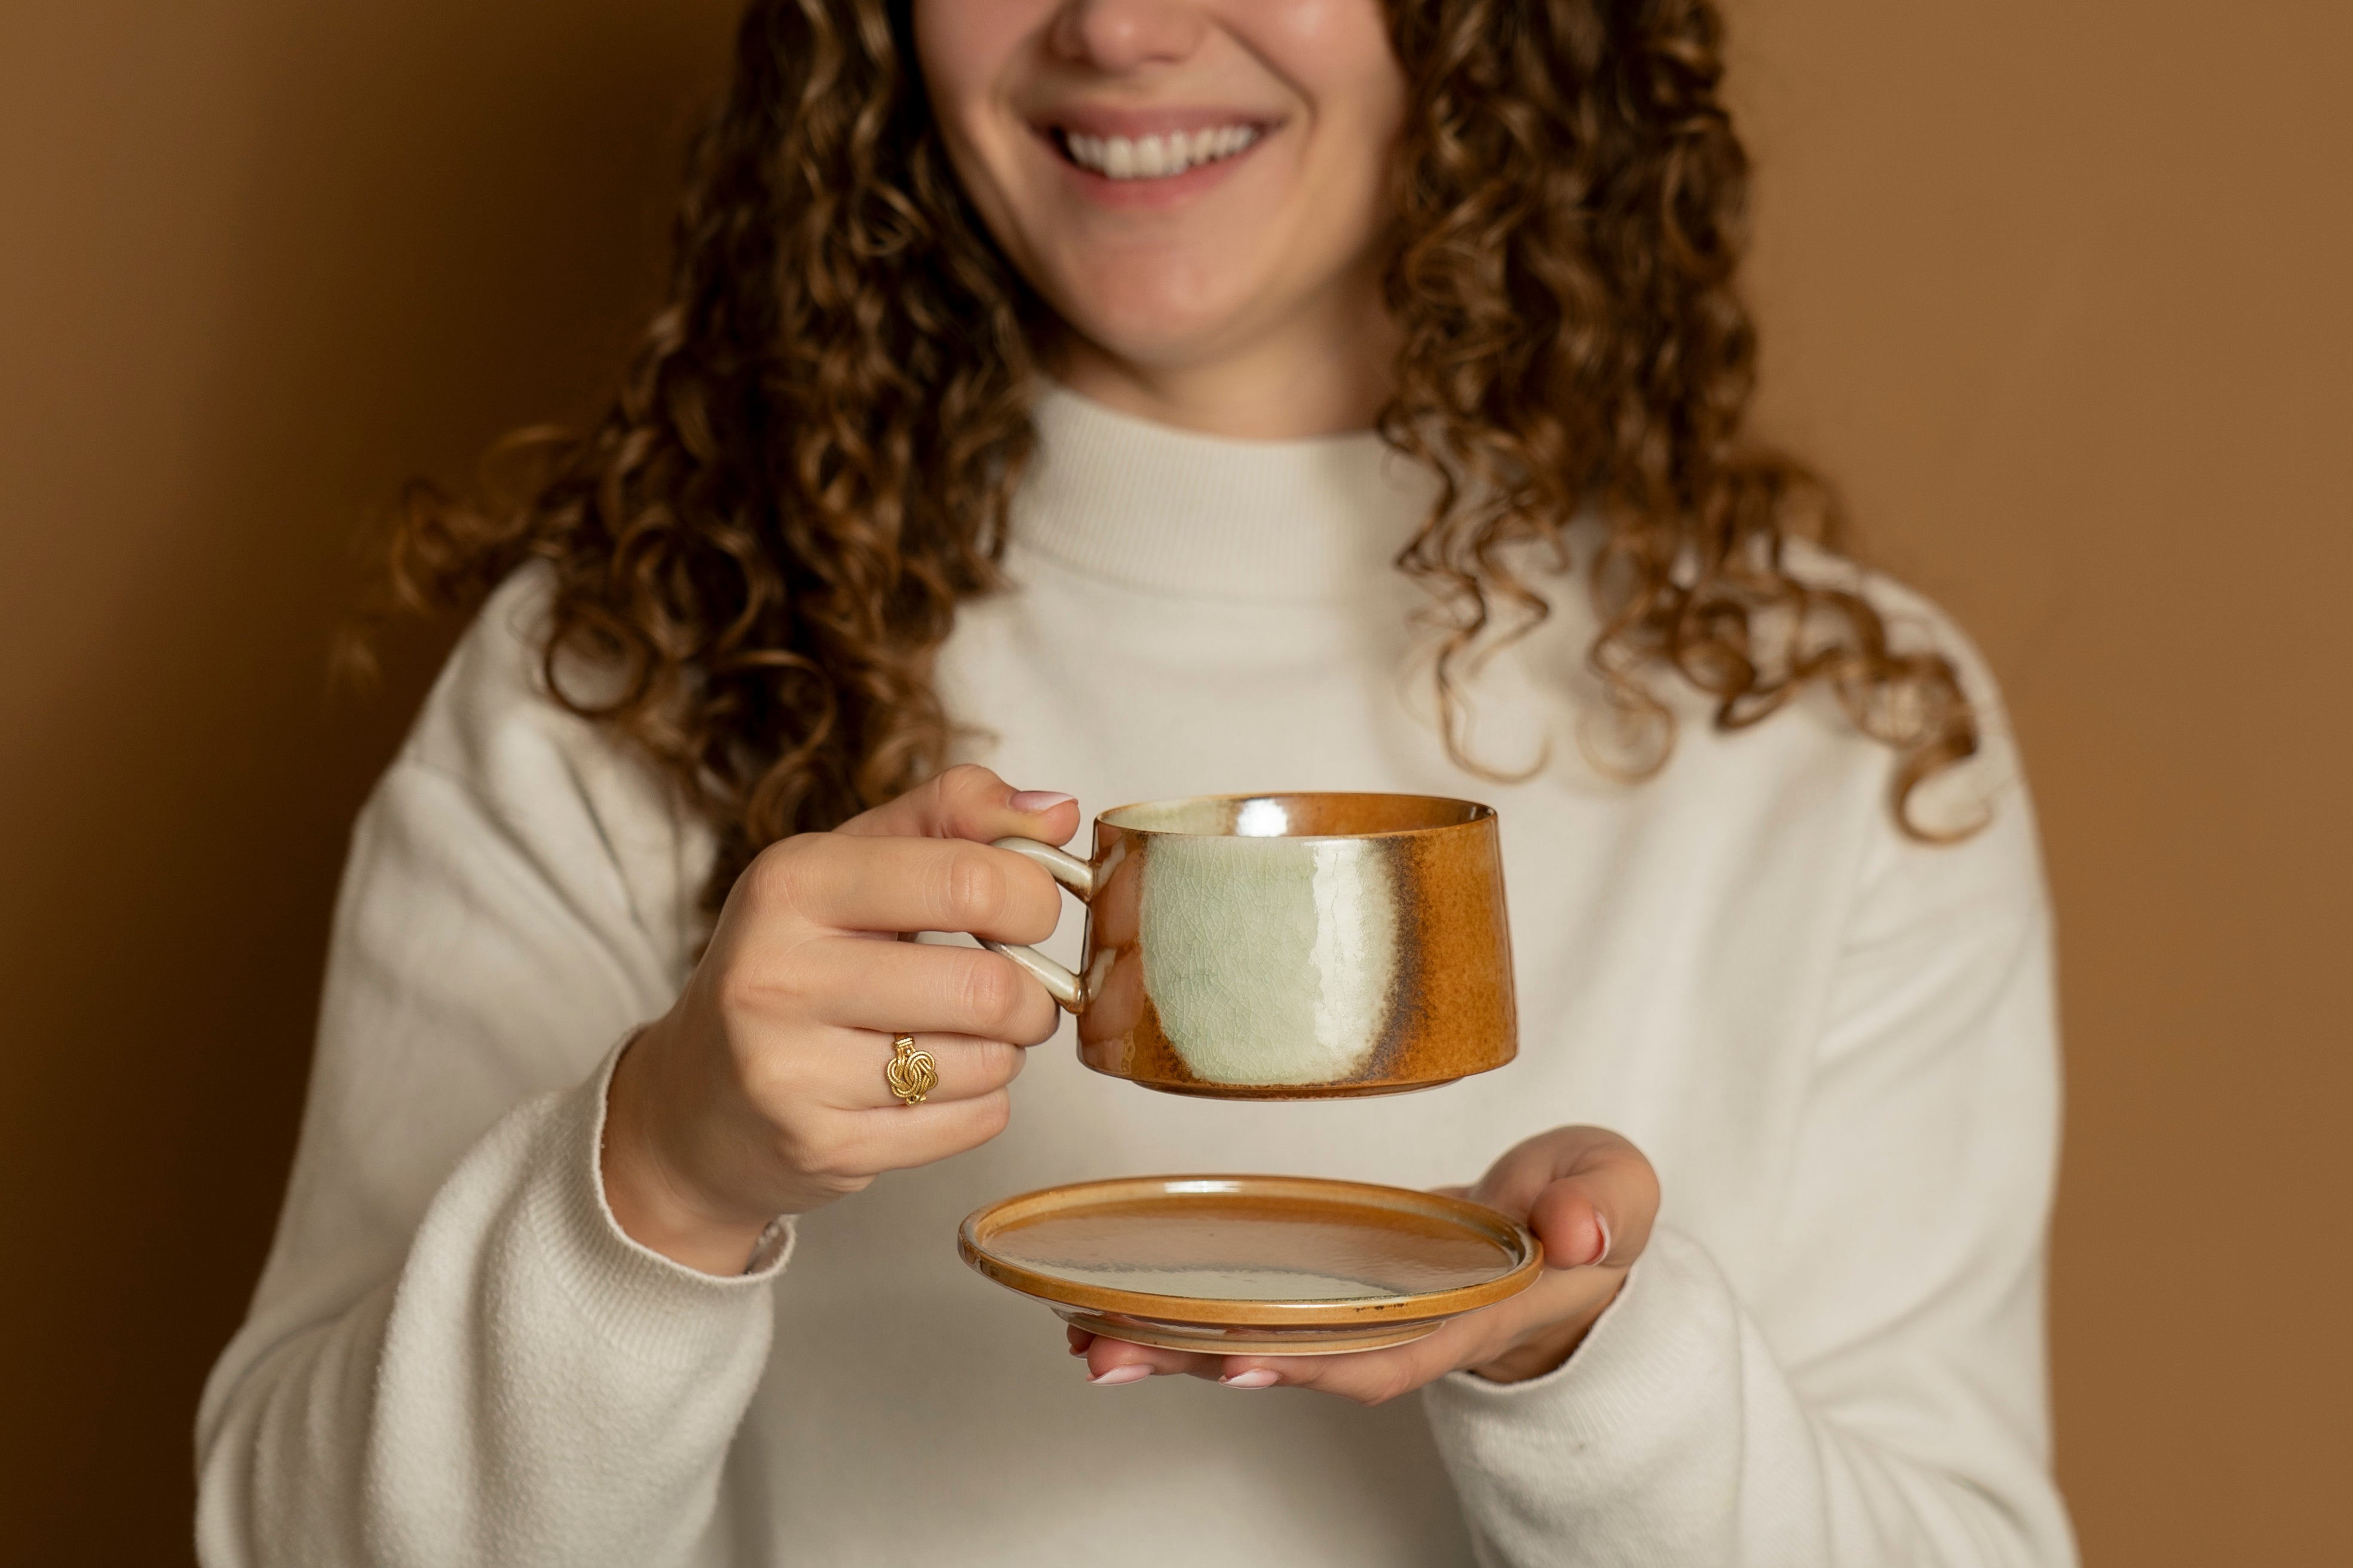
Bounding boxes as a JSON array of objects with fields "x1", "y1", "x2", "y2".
[
  {"x1": 743, "y1": 834, "x2": 821, "y2": 912},
  {"x1": 712, "y1": 961, "x2": 774, "y2": 1020},
  {"x1": 937, "y1": 763, "x2": 998, "y2": 808},
  {"x1": 712, "y1": 940, "x2": 820, "y2": 1021},
  {"x1": 1012, "y1": 993, "x2": 1060, "y2": 1046},
  {"x1": 962, "y1": 1091, "x2": 1015, "y2": 1147},
  {"x1": 737, "y1": 1037, "x2": 816, "y2": 1108},
  {"x1": 785, "y1": 1127, "x2": 874, "y2": 1195},
  {"x1": 941, "y1": 846, "x2": 1009, "y2": 925},
  {"x1": 960, "y1": 953, "x2": 1029, "y2": 1029},
  {"x1": 816, "y1": 1168, "x2": 874, "y2": 1199},
  {"x1": 979, "y1": 1090, "x2": 1013, "y2": 1136}
]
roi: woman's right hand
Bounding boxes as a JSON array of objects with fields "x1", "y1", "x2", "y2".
[{"x1": 601, "y1": 765, "x2": 1082, "y2": 1274}]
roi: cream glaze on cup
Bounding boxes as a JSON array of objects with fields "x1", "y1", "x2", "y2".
[{"x1": 985, "y1": 793, "x2": 1516, "y2": 1098}]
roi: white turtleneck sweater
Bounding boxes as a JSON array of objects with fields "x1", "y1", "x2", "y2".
[{"x1": 198, "y1": 389, "x2": 2074, "y2": 1567}]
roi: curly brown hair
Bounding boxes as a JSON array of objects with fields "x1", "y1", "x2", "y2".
[{"x1": 369, "y1": 0, "x2": 1978, "y2": 923}]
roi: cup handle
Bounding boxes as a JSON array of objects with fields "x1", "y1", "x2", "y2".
[{"x1": 980, "y1": 837, "x2": 1096, "y2": 1012}]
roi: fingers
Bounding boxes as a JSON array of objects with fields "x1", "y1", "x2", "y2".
[
  {"x1": 852, "y1": 1030, "x2": 1026, "y2": 1107},
  {"x1": 1220, "y1": 1331, "x2": 1470, "y2": 1404},
  {"x1": 693, "y1": 1026, "x2": 1027, "y2": 1209},
  {"x1": 1078, "y1": 1326, "x2": 1464, "y2": 1404},
  {"x1": 841, "y1": 1090, "x2": 1019, "y2": 1175},
  {"x1": 740, "y1": 834, "x2": 1070, "y2": 946},
  {"x1": 1081, "y1": 1337, "x2": 1221, "y2": 1386},
  {"x1": 734, "y1": 1025, "x2": 1025, "y2": 1116},
  {"x1": 732, "y1": 935, "x2": 1061, "y2": 1045},
  {"x1": 837, "y1": 765, "x2": 1082, "y2": 849},
  {"x1": 1076, "y1": 1259, "x2": 1625, "y2": 1404},
  {"x1": 745, "y1": 1089, "x2": 1025, "y2": 1197},
  {"x1": 1075, "y1": 1300, "x2": 1502, "y2": 1401},
  {"x1": 1527, "y1": 1170, "x2": 1644, "y2": 1271}
]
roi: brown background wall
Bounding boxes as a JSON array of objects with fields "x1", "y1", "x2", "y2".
[{"x1": 1, "y1": 1, "x2": 2343, "y2": 1561}]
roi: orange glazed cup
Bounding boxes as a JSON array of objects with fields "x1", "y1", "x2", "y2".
[{"x1": 983, "y1": 792, "x2": 1516, "y2": 1099}]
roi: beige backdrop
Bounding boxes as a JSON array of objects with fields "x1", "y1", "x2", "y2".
[{"x1": 2, "y1": 2, "x2": 2344, "y2": 1561}]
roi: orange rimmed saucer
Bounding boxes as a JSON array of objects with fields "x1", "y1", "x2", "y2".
[{"x1": 958, "y1": 1174, "x2": 1542, "y2": 1356}]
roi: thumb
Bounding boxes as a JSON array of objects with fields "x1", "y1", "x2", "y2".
[
  {"x1": 837, "y1": 763, "x2": 1080, "y2": 846},
  {"x1": 1475, "y1": 1127, "x2": 1658, "y2": 1272},
  {"x1": 1527, "y1": 1174, "x2": 1639, "y2": 1270}
]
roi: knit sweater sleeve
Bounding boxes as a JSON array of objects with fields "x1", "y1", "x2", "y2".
[
  {"x1": 195, "y1": 575, "x2": 785, "y2": 1568},
  {"x1": 1421, "y1": 756, "x2": 2075, "y2": 1566}
]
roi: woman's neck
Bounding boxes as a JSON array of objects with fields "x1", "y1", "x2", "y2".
[{"x1": 1044, "y1": 286, "x2": 1399, "y2": 441}]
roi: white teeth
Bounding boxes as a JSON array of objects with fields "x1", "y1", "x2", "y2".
[{"x1": 1062, "y1": 124, "x2": 1263, "y2": 181}]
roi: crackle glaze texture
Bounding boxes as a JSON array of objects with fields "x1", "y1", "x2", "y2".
[{"x1": 1065, "y1": 793, "x2": 1516, "y2": 1097}]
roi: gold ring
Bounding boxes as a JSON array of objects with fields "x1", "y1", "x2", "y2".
[{"x1": 886, "y1": 1032, "x2": 937, "y2": 1106}]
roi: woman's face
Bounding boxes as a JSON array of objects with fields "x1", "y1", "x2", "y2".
[{"x1": 914, "y1": 0, "x2": 1405, "y2": 425}]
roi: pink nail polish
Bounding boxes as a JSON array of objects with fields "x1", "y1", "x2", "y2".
[
  {"x1": 1010, "y1": 790, "x2": 1076, "y2": 812},
  {"x1": 1220, "y1": 1369, "x2": 1280, "y2": 1389},
  {"x1": 1089, "y1": 1363, "x2": 1152, "y2": 1386}
]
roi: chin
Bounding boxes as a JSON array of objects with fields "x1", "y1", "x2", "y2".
[
  {"x1": 1050, "y1": 270, "x2": 1265, "y2": 372},
  {"x1": 1070, "y1": 314, "x2": 1241, "y2": 371}
]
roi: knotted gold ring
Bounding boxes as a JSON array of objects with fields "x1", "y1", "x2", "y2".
[{"x1": 885, "y1": 1032, "x2": 937, "y2": 1106}]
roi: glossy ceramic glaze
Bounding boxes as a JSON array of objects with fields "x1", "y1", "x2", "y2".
[
  {"x1": 958, "y1": 1174, "x2": 1543, "y2": 1354},
  {"x1": 985, "y1": 792, "x2": 1516, "y2": 1097}
]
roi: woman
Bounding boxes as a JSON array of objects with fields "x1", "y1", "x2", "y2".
[{"x1": 199, "y1": 1, "x2": 2073, "y2": 1563}]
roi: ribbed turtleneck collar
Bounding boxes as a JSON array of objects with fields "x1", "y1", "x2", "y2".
[{"x1": 1008, "y1": 383, "x2": 1441, "y2": 603}]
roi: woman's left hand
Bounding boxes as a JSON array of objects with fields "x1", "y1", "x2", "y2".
[{"x1": 1072, "y1": 1127, "x2": 1659, "y2": 1402}]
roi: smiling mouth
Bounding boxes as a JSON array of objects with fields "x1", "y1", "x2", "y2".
[{"x1": 1050, "y1": 124, "x2": 1267, "y2": 182}]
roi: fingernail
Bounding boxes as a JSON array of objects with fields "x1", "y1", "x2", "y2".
[
  {"x1": 1010, "y1": 790, "x2": 1076, "y2": 813},
  {"x1": 1586, "y1": 1213, "x2": 1614, "y2": 1268},
  {"x1": 1220, "y1": 1369, "x2": 1280, "y2": 1389},
  {"x1": 1089, "y1": 1364, "x2": 1152, "y2": 1386}
]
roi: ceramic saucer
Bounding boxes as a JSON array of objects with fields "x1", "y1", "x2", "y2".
[{"x1": 959, "y1": 1174, "x2": 1542, "y2": 1356}]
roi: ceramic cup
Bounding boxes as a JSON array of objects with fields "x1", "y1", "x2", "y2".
[{"x1": 982, "y1": 792, "x2": 1516, "y2": 1098}]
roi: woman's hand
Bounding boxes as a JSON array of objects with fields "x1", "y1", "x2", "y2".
[
  {"x1": 1073, "y1": 1127, "x2": 1660, "y2": 1400},
  {"x1": 602, "y1": 765, "x2": 1081, "y2": 1274}
]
